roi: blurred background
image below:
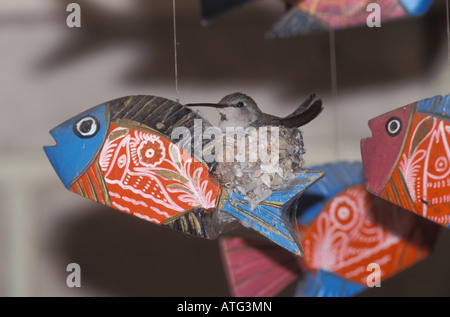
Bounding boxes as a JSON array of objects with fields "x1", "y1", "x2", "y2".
[{"x1": 0, "y1": 0, "x2": 450, "y2": 296}]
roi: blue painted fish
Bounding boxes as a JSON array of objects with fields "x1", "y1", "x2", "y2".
[{"x1": 44, "y1": 94, "x2": 323, "y2": 255}]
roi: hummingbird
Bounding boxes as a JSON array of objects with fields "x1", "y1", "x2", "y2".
[
  {"x1": 186, "y1": 92, "x2": 323, "y2": 130},
  {"x1": 186, "y1": 92, "x2": 323, "y2": 211}
]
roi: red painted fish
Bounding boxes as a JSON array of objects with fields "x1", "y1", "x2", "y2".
[{"x1": 361, "y1": 94, "x2": 450, "y2": 227}]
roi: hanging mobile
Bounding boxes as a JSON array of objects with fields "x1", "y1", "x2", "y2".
[{"x1": 43, "y1": 93, "x2": 324, "y2": 256}]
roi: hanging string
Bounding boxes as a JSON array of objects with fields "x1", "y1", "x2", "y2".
[
  {"x1": 329, "y1": 28, "x2": 339, "y2": 160},
  {"x1": 329, "y1": 29, "x2": 338, "y2": 99},
  {"x1": 447, "y1": 0, "x2": 450, "y2": 83},
  {"x1": 172, "y1": 0, "x2": 180, "y2": 103}
]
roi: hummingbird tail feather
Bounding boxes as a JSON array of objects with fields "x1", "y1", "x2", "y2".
[
  {"x1": 286, "y1": 93, "x2": 316, "y2": 118},
  {"x1": 281, "y1": 99, "x2": 323, "y2": 128}
]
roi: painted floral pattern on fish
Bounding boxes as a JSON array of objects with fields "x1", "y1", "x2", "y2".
[
  {"x1": 95, "y1": 124, "x2": 221, "y2": 224},
  {"x1": 302, "y1": 185, "x2": 430, "y2": 285},
  {"x1": 382, "y1": 114, "x2": 450, "y2": 226}
]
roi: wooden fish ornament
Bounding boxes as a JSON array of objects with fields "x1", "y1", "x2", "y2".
[
  {"x1": 220, "y1": 162, "x2": 439, "y2": 297},
  {"x1": 199, "y1": 0, "x2": 433, "y2": 38},
  {"x1": 44, "y1": 94, "x2": 323, "y2": 256},
  {"x1": 200, "y1": 0, "x2": 256, "y2": 25},
  {"x1": 361, "y1": 94, "x2": 450, "y2": 228},
  {"x1": 268, "y1": 0, "x2": 434, "y2": 38}
]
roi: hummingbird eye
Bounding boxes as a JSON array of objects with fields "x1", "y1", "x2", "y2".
[
  {"x1": 385, "y1": 117, "x2": 402, "y2": 137},
  {"x1": 73, "y1": 116, "x2": 100, "y2": 138},
  {"x1": 235, "y1": 101, "x2": 245, "y2": 108}
]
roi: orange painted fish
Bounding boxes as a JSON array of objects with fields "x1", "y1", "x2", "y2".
[{"x1": 219, "y1": 162, "x2": 439, "y2": 297}]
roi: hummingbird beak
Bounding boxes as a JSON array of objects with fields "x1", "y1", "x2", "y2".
[{"x1": 184, "y1": 103, "x2": 228, "y2": 109}]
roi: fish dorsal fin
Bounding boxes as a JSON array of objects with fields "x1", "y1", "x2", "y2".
[
  {"x1": 417, "y1": 94, "x2": 450, "y2": 122},
  {"x1": 107, "y1": 95, "x2": 215, "y2": 169}
]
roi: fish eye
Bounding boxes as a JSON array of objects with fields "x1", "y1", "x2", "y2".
[
  {"x1": 73, "y1": 116, "x2": 100, "y2": 138},
  {"x1": 386, "y1": 117, "x2": 402, "y2": 137}
]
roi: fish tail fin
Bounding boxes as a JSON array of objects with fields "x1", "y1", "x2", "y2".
[
  {"x1": 295, "y1": 270, "x2": 367, "y2": 297},
  {"x1": 221, "y1": 172, "x2": 324, "y2": 256},
  {"x1": 219, "y1": 237, "x2": 304, "y2": 297},
  {"x1": 399, "y1": 0, "x2": 434, "y2": 16},
  {"x1": 200, "y1": 0, "x2": 255, "y2": 25}
]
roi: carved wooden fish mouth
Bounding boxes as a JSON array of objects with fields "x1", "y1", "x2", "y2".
[{"x1": 44, "y1": 129, "x2": 59, "y2": 148}]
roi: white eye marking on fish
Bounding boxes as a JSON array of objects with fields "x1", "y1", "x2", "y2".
[
  {"x1": 386, "y1": 117, "x2": 402, "y2": 137},
  {"x1": 74, "y1": 116, "x2": 100, "y2": 138}
]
